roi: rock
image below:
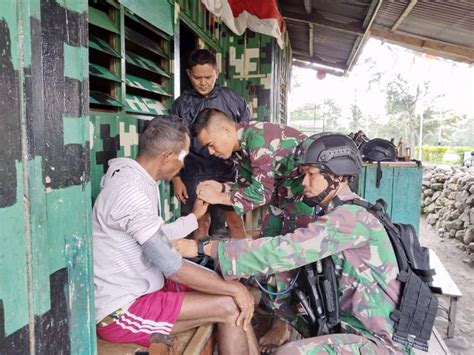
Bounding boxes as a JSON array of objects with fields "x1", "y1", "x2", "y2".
[
  {"x1": 470, "y1": 185, "x2": 474, "y2": 194},
  {"x1": 447, "y1": 183, "x2": 457, "y2": 190},
  {"x1": 463, "y1": 226, "x2": 474, "y2": 244},
  {"x1": 426, "y1": 214, "x2": 438, "y2": 225},
  {"x1": 448, "y1": 229, "x2": 456, "y2": 238},
  {"x1": 432, "y1": 191, "x2": 442, "y2": 201},
  {"x1": 448, "y1": 192, "x2": 457, "y2": 200},
  {"x1": 449, "y1": 209, "x2": 461, "y2": 220},
  {"x1": 446, "y1": 220, "x2": 463, "y2": 230},
  {"x1": 431, "y1": 183, "x2": 443, "y2": 191},
  {"x1": 470, "y1": 210, "x2": 474, "y2": 224},
  {"x1": 455, "y1": 230, "x2": 465, "y2": 240},
  {"x1": 469, "y1": 242, "x2": 474, "y2": 252},
  {"x1": 455, "y1": 201, "x2": 466, "y2": 210},
  {"x1": 425, "y1": 204, "x2": 436, "y2": 213},
  {"x1": 460, "y1": 210, "x2": 470, "y2": 223},
  {"x1": 424, "y1": 189, "x2": 434, "y2": 197},
  {"x1": 466, "y1": 194, "x2": 474, "y2": 206}
]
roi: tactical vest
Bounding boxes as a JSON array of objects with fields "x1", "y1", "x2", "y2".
[{"x1": 295, "y1": 198, "x2": 438, "y2": 352}]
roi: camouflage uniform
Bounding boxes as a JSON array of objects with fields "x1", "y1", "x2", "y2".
[
  {"x1": 217, "y1": 186, "x2": 413, "y2": 354},
  {"x1": 230, "y1": 121, "x2": 313, "y2": 237}
]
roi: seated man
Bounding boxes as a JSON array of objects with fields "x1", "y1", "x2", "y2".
[
  {"x1": 174, "y1": 133, "x2": 421, "y2": 354},
  {"x1": 93, "y1": 115, "x2": 257, "y2": 354}
]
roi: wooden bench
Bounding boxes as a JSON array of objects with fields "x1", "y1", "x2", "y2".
[
  {"x1": 429, "y1": 249, "x2": 462, "y2": 338},
  {"x1": 97, "y1": 324, "x2": 215, "y2": 355},
  {"x1": 414, "y1": 328, "x2": 451, "y2": 355}
]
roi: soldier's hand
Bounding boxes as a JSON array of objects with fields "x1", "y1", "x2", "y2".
[
  {"x1": 198, "y1": 180, "x2": 222, "y2": 192},
  {"x1": 229, "y1": 281, "x2": 255, "y2": 331},
  {"x1": 192, "y1": 198, "x2": 208, "y2": 220},
  {"x1": 172, "y1": 176, "x2": 188, "y2": 203},
  {"x1": 172, "y1": 239, "x2": 198, "y2": 258},
  {"x1": 196, "y1": 185, "x2": 222, "y2": 204}
]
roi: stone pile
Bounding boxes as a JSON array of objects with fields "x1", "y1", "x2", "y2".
[{"x1": 421, "y1": 166, "x2": 474, "y2": 261}]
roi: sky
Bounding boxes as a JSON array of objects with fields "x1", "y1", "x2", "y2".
[{"x1": 288, "y1": 39, "x2": 474, "y2": 122}]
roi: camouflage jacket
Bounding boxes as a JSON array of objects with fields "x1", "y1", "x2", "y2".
[
  {"x1": 218, "y1": 186, "x2": 410, "y2": 354},
  {"x1": 229, "y1": 121, "x2": 307, "y2": 215}
]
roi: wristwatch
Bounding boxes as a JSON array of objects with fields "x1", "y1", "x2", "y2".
[{"x1": 197, "y1": 237, "x2": 210, "y2": 257}]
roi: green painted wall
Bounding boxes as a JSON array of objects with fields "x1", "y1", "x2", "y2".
[
  {"x1": 0, "y1": 0, "x2": 95, "y2": 353},
  {"x1": 0, "y1": 1, "x2": 293, "y2": 352}
]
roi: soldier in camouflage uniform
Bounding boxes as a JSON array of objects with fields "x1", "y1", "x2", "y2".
[
  {"x1": 193, "y1": 107, "x2": 314, "y2": 238},
  {"x1": 174, "y1": 133, "x2": 414, "y2": 354}
]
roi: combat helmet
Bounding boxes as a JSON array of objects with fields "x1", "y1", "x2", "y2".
[{"x1": 295, "y1": 132, "x2": 362, "y2": 206}]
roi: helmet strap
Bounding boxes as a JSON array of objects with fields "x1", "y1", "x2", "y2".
[{"x1": 303, "y1": 171, "x2": 340, "y2": 207}]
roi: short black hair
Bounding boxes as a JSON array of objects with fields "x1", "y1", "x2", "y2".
[
  {"x1": 187, "y1": 49, "x2": 217, "y2": 69},
  {"x1": 193, "y1": 108, "x2": 232, "y2": 136},
  {"x1": 138, "y1": 115, "x2": 190, "y2": 158}
]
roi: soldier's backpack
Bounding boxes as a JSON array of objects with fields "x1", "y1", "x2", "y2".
[{"x1": 298, "y1": 197, "x2": 438, "y2": 352}]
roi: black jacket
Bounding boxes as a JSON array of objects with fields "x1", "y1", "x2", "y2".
[{"x1": 171, "y1": 84, "x2": 250, "y2": 180}]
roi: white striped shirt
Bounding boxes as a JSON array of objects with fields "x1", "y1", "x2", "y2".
[{"x1": 93, "y1": 158, "x2": 197, "y2": 322}]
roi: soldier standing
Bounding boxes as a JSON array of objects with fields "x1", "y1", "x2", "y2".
[{"x1": 175, "y1": 132, "x2": 414, "y2": 354}]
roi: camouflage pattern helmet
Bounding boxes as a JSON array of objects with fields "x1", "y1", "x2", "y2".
[{"x1": 300, "y1": 132, "x2": 362, "y2": 176}]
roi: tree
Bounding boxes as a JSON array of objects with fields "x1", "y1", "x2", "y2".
[
  {"x1": 349, "y1": 104, "x2": 363, "y2": 132},
  {"x1": 290, "y1": 99, "x2": 343, "y2": 135}
]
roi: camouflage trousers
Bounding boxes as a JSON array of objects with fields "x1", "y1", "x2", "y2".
[
  {"x1": 275, "y1": 334, "x2": 392, "y2": 355},
  {"x1": 257, "y1": 196, "x2": 314, "y2": 334}
]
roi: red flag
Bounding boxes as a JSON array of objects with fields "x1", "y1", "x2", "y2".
[{"x1": 201, "y1": 0, "x2": 285, "y2": 48}]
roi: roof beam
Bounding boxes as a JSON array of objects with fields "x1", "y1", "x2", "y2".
[
  {"x1": 283, "y1": 10, "x2": 364, "y2": 35},
  {"x1": 370, "y1": 27, "x2": 474, "y2": 61},
  {"x1": 346, "y1": 0, "x2": 384, "y2": 71},
  {"x1": 293, "y1": 52, "x2": 347, "y2": 70},
  {"x1": 308, "y1": 24, "x2": 314, "y2": 57},
  {"x1": 391, "y1": 0, "x2": 417, "y2": 31},
  {"x1": 293, "y1": 59, "x2": 345, "y2": 77}
]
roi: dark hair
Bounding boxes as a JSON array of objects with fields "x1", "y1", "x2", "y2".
[
  {"x1": 193, "y1": 108, "x2": 233, "y2": 136},
  {"x1": 138, "y1": 115, "x2": 190, "y2": 158},
  {"x1": 187, "y1": 49, "x2": 217, "y2": 69}
]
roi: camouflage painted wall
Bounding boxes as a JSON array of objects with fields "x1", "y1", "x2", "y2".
[
  {"x1": 88, "y1": 0, "x2": 179, "y2": 222},
  {"x1": 0, "y1": 0, "x2": 95, "y2": 353}
]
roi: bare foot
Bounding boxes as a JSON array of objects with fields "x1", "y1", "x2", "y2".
[{"x1": 259, "y1": 317, "x2": 290, "y2": 353}]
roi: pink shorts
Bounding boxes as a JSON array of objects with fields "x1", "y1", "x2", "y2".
[{"x1": 97, "y1": 279, "x2": 192, "y2": 347}]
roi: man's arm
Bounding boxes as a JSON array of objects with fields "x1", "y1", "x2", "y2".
[
  {"x1": 229, "y1": 146, "x2": 275, "y2": 216},
  {"x1": 216, "y1": 205, "x2": 378, "y2": 279},
  {"x1": 169, "y1": 261, "x2": 254, "y2": 329},
  {"x1": 143, "y1": 230, "x2": 254, "y2": 329},
  {"x1": 161, "y1": 199, "x2": 208, "y2": 240},
  {"x1": 174, "y1": 205, "x2": 379, "y2": 280}
]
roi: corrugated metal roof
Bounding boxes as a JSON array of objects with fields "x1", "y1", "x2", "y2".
[
  {"x1": 375, "y1": 1, "x2": 474, "y2": 48},
  {"x1": 280, "y1": 0, "x2": 474, "y2": 73}
]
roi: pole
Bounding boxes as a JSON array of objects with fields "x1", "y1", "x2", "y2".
[{"x1": 418, "y1": 110, "x2": 424, "y2": 160}]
